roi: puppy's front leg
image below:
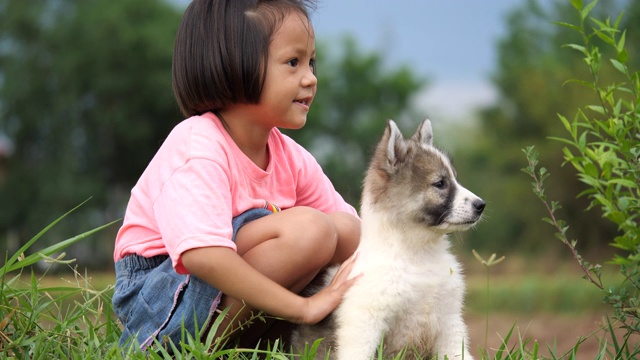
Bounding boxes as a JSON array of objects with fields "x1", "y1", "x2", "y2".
[
  {"x1": 334, "y1": 305, "x2": 387, "y2": 360},
  {"x1": 433, "y1": 313, "x2": 473, "y2": 360}
]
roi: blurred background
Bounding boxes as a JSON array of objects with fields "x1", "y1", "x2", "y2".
[
  {"x1": 2, "y1": 0, "x2": 637, "y2": 268},
  {"x1": 2, "y1": 0, "x2": 639, "y2": 355}
]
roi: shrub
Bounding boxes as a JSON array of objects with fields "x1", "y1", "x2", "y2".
[{"x1": 523, "y1": 0, "x2": 640, "y2": 347}]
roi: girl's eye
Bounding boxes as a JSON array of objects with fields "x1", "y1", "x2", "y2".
[
  {"x1": 287, "y1": 58, "x2": 299, "y2": 67},
  {"x1": 309, "y1": 58, "x2": 316, "y2": 72}
]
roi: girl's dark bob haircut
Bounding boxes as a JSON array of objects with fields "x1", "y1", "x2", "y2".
[{"x1": 172, "y1": 0, "x2": 317, "y2": 118}]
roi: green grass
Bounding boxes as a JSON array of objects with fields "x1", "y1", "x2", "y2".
[
  {"x1": 30, "y1": 267, "x2": 612, "y2": 316},
  {"x1": 3, "y1": 262, "x2": 633, "y2": 359},
  {"x1": 1, "y1": 207, "x2": 638, "y2": 359},
  {"x1": 466, "y1": 271, "x2": 611, "y2": 315}
]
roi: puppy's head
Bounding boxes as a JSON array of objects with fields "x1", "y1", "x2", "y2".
[{"x1": 363, "y1": 119, "x2": 485, "y2": 233}]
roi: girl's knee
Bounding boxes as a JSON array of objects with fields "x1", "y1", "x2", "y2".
[
  {"x1": 286, "y1": 207, "x2": 338, "y2": 264},
  {"x1": 329, "y1": 212, "x2": 361, "y2": 264}
]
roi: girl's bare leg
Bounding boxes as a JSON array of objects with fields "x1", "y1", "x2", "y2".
[
  {"x1": 211, "y1": 207, "x2": 359, "y2": 346},
  {"x1": 328, "y1": 211, "x2": 360, "y2": 264}
]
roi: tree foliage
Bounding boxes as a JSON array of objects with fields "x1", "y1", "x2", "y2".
[
  {"x1": 524, "y1": 0, "x2": 640, "y2": 337},
  {"x1": 0, "y1": 0, "x2": 182, "y2": 265},
  {"x1": 0, "y1": 0, "x2": 424, "y2": 267},
  {"x1": 459, "y1": 0, "x2": 639, "y2": 255}
]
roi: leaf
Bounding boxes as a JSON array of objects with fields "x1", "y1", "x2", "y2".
[
  {"x1": 539, "y1": 167, "x2": 547, "y2": 176},
  {"x1": 570, "y1": 0, "x2": 583, "y2": 11},
  {"x1": 550, "y1": 136, "x2": 578, "y2": 149},
  {"x1": 587, "y1": 105, "x2": 606, "y2": 115},
  {"x1": 554, "y1": 21, "x2": 582, "y2": 33},
  {"x1": 557, "y1": 114, "x2": 573, "y2": 134},
  {"x1": 616, "y1": 30, "x2": 626, "y2": 55},
  {"x1": 577, "y1": 188, "x2": 597, "y2": 199},
  {"x1": 593, "y1": 28, "x2": 617, "y2": 47},
  {"x1": 617, "y1": 48, "x2": 628, "y2": 64},
  {"x1": 562, "y1": 78, "x2": 596, "y2": 90},
  {"x1": 614, "y1": 12, "x2": 624, "y2": 29},
  {"x1": 607, "y1": 179, "x2": 637, "y2": 189},
  {"x1": 563, "y1": 43, "x2": 589, "y2": 56},
  {"x1": 0, "y1": 198, "x2": 92, "y2": 275},
  {"x1": 472, "y1": 249, "x2": 484, "y2": 264},
  {"x1": 581, "y1": 0, "x2": 598, "y2": 20},
  {"x1": 2, "y1": 219, "x2": 120, "y2": 274},
  {"x1": 577, "y1": 173, "x2": 601, "y2": 189},
  {"x1": 584, "y1": 162, "x2": 599, "y2": 178},
  {"x1": 578, "y1": 131, "x2": 588, "y2": 151},
  {"x1": 610, "y1": 59, "x2": 627, "y2": 75}
]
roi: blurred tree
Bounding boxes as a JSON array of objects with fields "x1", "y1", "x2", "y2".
[
  {"x1": 0, "y1": 2, "x2": 425, "y2": 268},
  {"x1": 459, "y1": 0, "x2": 638, "y2": 255},
  {"x1": 287, "y1": 37, "x2": 425, "y2": 207},
  {"x1": 0, "y1": 0, "x2": 182, "y2": 266}
]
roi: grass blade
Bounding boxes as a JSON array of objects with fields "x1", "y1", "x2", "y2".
[
  {"x1": 1, "y1": 198, "x2": 93, "y2": 274},
  {"x1": 2, "y1": 219, "x2": 120, "y2": 274}
]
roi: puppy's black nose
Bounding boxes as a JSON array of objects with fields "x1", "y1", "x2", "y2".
[{"x1": 473, "y1": 199, "x2": 486, "y2": 214}]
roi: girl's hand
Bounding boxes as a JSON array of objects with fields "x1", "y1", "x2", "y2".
[{"x1": 299, "y1": 252, "x2": 361, "y2": 324}]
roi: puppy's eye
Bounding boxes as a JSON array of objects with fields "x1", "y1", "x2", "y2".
[{"x1": 433, "y1": 180, "x2": 446, "y2": 189}]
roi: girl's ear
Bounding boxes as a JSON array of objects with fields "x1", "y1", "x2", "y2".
[{"x1": 411, "y1": 118, "x2": 433, "y2": 147}]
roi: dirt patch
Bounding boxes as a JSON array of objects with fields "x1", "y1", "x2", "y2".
[{"x1": 465, "y1": 312, "x2": 638, "y2": 358}]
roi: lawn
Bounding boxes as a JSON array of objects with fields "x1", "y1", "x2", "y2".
[{"x1": 3, "y1": 253, "x2": 635, "y2": 359}]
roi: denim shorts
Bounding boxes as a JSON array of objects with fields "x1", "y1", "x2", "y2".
[{"x1": 112, "y1": 207, "x2": 274, "y2": 351}]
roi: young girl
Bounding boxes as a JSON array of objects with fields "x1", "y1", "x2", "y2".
[{"x1": 111, "y1": 0, "x2": 361, "y2": 352}]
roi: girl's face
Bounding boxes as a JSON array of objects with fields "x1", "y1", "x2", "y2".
[{"x1": 256, "y1": 11, "x2": 317, "y2": 130}]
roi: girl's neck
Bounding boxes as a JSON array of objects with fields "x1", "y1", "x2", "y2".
[{"x1": 216, "y1": 108, "x2": 271, "y2": 171}]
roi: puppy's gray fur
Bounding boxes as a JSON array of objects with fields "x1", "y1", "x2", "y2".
[{"x1": 291, "y1": 119, "x2": 485, "y2": 360}]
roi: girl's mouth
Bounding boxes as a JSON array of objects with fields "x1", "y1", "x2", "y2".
[
  {"x1": 294, "y1": 98, "x2": 310, "y2": 106},
  {"x1": 294, "y1": 97, "x2": 312, "y2": 109}
]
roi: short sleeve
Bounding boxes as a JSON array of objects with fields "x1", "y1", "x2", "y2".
[
  {"x1": 291, "y1": 144, "x2": 358, "y2": 217},
  {"x1": 153, "y1": 158, "x2": 237, "y2": 274}
]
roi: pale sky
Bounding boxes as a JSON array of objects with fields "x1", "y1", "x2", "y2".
[
  {"x1": 310, "y1": 0, "x2": 529, "y2": 119},
  {"x1": 173, "y1": 0, "x2": 536, "y2": 119}
]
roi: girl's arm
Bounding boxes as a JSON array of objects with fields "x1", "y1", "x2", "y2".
[{"x1": 181, "y1": 246, "x2": 359, "y2": 324}]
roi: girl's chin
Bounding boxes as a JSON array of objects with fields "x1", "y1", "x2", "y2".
[{"x1": 281, "y1": 119, "x2": 307, "y2": 130}]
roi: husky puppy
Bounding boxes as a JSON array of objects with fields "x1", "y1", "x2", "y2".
[{"x1": 292, "y1": 119, "x2": 485, "y2": 360}]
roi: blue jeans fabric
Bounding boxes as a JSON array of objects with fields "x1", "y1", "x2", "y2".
[{"x1": 112, "y1": 208, "x2": 274, "y2": 351}]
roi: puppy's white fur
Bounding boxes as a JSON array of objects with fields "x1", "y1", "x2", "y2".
[{"x1": 292, "y1": 119, "x2": 484, "y2": 360}]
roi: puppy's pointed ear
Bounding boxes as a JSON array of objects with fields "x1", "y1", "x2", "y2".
[
  {"x1": 385, "y1": 119, "x2": 407, "y2": 171},
  {"x1": 411, "y1": 118, "x2": 433, "y2": 147}
]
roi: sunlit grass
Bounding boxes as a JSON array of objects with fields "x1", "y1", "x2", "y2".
[
  {"x1": 2, "y1": 264, "x2": 629, "y2": 359},
  {"x1": 466, "y1": 271, "x2": 612, "y2": 314},
  {"x1": 1, "y1": 202, "x2": 635, "y2": 359},
  {"x1": 28, "y1": 259, "x2": 615, "y2": 317}
]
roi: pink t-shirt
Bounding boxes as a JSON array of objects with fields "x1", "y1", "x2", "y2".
[{"x1": 113, "y1": 112, "x2": 357, "y2": 274}]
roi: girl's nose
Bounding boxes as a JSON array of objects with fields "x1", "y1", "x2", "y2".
[{"x1": 302, "y1": 68, "x2": 317, "y2": 87}]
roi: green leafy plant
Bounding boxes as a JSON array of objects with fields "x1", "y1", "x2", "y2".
[
  {"x1": 0, "y1": 200, "x2": 121, "y2": 359},
  {"x1": 522, "y1": 0, "x2": 640, "y2": 348},
  {"x1": 0, "y1": 206, "x2": 614, "y2": 358}
]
